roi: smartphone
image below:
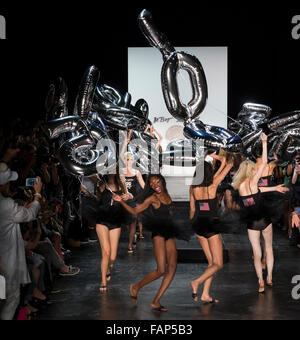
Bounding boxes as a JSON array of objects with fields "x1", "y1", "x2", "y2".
[{"x1": 25, "y1": 178, "x2": 38, "y2": 187}]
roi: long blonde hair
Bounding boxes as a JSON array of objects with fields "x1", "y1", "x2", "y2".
[{"x1": 232, "y1": 160, "x2": 256, "y2": 190}]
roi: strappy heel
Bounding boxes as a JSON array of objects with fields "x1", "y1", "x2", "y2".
[{"x1": 258, "y1": 282, "x2": 265, "y2": 294}]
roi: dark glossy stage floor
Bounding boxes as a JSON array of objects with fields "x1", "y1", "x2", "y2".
[{"x1": 38, "y1": 205, "x2": 300, "y2": 321}]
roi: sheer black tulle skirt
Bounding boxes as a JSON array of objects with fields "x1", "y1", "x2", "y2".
[
  {"x1": 141, "y1": 212, "x2": 191, "y2": 241},
  {"x1": 96, "y1": 203, "x2": 132, "y2": 230}
]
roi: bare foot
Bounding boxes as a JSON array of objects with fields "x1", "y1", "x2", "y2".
[
  {"x1": 200, "y1": 295, "x2": 219, "y2": 304},
  {"x1": 266, "y1": 276, "x2": 273, "y2": 287},
  {"x1": 190, "y1": 281, "x2": 198, "y2": 302},
  {"x1": 130, "y1": 284, "x2": 138, "y2": 303},
  {"x1": 151, "y1": 303, "x2": 168, "y2": 312},
  {"x1": 99, "y1": 283, "x2": 107, "y2": 292}
]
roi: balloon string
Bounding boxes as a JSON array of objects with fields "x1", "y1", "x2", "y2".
[{"x1": 206, "y1": 103, "x2": 243, "y2": 127}]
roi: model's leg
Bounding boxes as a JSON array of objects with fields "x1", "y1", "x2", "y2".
[
  {"x1": 262, "y1": 224, "x2": 274, "y2": 284},
  {"x1": 130, "y1": 236, "x2": 166, "y2": 301},
  {"x1": 190, "y1": 236, "x2": 213, "y2": 301},
  {"x1": 138, "y1": 219, "x2": 144, "y2": 239},
  {"x1": 96, "y1": 224, "x2": 111, "y2": 291},
  {"x1": 190, "y1": 234, "x2": 223, "y2": 299},
  {"x1": 108, "y1": 227, "x2": 121, "y2": 278},
  {"x1": 128, "y1": 220, "x2": 137, "y2": 252},
  {"x1": 151, "y1": 238, "x2": 177, "y2": 311},
  {"x1": 248, "y1": 229, "x2": 264, "y2": 292}
]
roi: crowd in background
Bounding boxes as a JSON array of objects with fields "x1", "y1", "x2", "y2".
[{"x1": 0, "y1": 118, "x2": 87, "y2": 320}]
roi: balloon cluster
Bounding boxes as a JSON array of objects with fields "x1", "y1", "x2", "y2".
[
  {"x1": 44, "y1": 65, "x2": 154, "y2": 176},
  {"x1": 44, "y1": 9, "x2": 300, "y2": 178},
  {"x1": 138, "y1": 9, "x2": 243, "y2": 160},
  {"x1": 229, "y1": 102, "x2": 300, "y2": 161}
]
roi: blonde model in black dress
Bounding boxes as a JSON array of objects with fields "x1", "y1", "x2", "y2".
[
  {"x1": 232, "y1": 133, "x2": 289, "y2": 293},
  {"x1": 95, "y1": 173, "x2": 131, "y2": 292}
]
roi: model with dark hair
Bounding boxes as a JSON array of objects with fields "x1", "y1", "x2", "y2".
[
  {"x1": 189, "y1": 154, "x2": 233, "y2": 304},
  {"x1": 95, "y1": 172, "x2": 131, "y2": 292},
  {"x1": 113, "y1": 174, "x2": 188, "y2": 312}
]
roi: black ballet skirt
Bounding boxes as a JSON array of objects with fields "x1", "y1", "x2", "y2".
[
  {"x1": 239, "y1": 190, "x2": 272, "y2": 231},
  {"x1": 141, "y1": 202, "x2": 191, "y2": 241},
  {"x1": 96, "y1": 189, "x2": 132, "y2": 230},
  {"x1": 192, "y1": 197, "x2": 221, "y2": 239},
  {"x1": 258, "y1": 175, "x2": 287, "y2": 225}
]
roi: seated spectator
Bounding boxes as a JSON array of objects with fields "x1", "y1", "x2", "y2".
[
  {"x1": 0, "y1": 164, "x2": 42, "y2": 320},
  {"x1": 22, "y1": 220, "x2": 48, "y2": 312}
]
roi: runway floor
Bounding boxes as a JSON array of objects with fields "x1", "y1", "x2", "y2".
[{"x1": 37, "y1": 205, "x2": 300, "y2": 321}]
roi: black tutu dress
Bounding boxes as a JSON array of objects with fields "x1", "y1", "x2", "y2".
[
  {"x1": 141, "y1": 202, "x2": 191, "y2": 241},
  {"x1": 239, "y1": 189, "x2": 272, "y2": 231},
  {"x1": 96, "y1": 189, "x2": 132, "y2": 230},
  {"x1": 257, "y1": 175, "x2": 287, "y2": 225}
]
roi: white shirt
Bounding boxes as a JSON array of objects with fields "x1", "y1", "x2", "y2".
[{"x1": 0, "y1": 193, "x2": 40, "y2": 285}]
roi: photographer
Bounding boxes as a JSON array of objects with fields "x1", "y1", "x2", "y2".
[{"x1": 0, "y1": 163, "x2": 42, "y2": 320}]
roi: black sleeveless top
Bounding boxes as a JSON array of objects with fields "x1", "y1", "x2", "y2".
[
  {"x1": 125, "y1": 175, "x2": 139, "y2": 197},
  {"x1": 192, "y1": 188, "x2": 220, "y2": 239}
]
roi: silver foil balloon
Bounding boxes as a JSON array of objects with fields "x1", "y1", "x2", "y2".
[
  {"x1": 58, "y1": 134, "x2": 100, "y2": 177},
  {"x1": 138, "y1": 9, "x2": 175, "y2": 61},
  {"x1": 283, "y1": 145, "x2": 300, "y2": 160},
  {"x1": 96, "y1": 84, "x2": 123, "y2": 105},
  {"x1": 268, "y1": 111, "x2": 300, "y2": 131},
  {"x1": 237, "y1": 103, "x2": 270, "y2": 132},
  {"x1": 45, "y1": 77, "x2": 69, "y2": 121},
  {"x1": 161, "y1": 51, "x2": 208, "y2": 122},
  {"x1": 58, "y1": 131, "x2": 116, "y2": 177},
  {"x1": 134, "y1": 99, "x2": 149, "y2": 120},
  {"x1": 138, "y1": 9, "x2": 208, "y2": 123},
  {"x1": 45, "y1": 116, "x2": 81, "y2": 139},
  {"x1": 242, "y1": 103, "x2": 272, "y2": 116},
  {"x1": 161, "y1": 139, "x2": 204, "y2": 167},
  {"x1": 272, "y1": 128, "x2": 300, "y2": 158},
  {"x1": 74, "y1": 65, "x2": 100, "y2": 120},
  {"x1": 93, "y1": 85, "x2": 147, "y2": 130},
  {"x1": 184, "y1": 120, "x2": 243, "y2": 153}
]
